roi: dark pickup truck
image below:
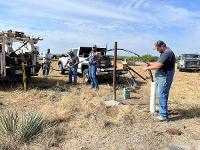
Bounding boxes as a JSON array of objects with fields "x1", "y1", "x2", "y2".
[{"x1": 177, "y1": 53, "x2": 200, "y2": 71}]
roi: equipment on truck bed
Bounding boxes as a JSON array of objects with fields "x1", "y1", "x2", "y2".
[{"x1": 0, "y1": 30, "x2": 42, "y2": 80}]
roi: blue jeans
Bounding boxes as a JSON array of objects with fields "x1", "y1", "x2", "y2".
[
  {"x1": 155, "y1": 69, "x2": 175, "y2": 119},
  {"x1": 89, "y1": 64, "x2": 99, "y2": 89},
  {"x1": 69, "y1": 66, "x2": 78, "y2": 83},
  {"x1": 43, "y1": 62, "x2": 50, "y2": 76}
]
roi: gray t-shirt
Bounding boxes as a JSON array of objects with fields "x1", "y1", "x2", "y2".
[
  {"x1": 156, "y1": 47, "x2": 175, "y2": 74},
  {"x1": 67, "y1": 55, "x2": 79, "y2": 67}
]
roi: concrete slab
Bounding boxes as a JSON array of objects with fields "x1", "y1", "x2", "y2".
[{"x1": 104, "y1": 100, "x2": 120, "y2": 107}]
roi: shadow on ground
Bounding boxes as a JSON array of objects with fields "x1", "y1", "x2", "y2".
[
  {"x1": 0, "y1": 77, "x2": 71, "y2": 92},
  {"x1": 0, "y1": 74, "x2": 147, "y2": 92},
  {"x1": 170, "y1": 106, "x2": 200, "y2": 121},
  {"x1": 98, "y1": 76, "x2": 146, "y2": 89}
]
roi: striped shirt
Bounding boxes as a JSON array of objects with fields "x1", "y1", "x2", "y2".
[{"x1": 88, "y1": 51, "x2": 98, "y2": 64}]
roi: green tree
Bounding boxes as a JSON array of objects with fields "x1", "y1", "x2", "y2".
[{"x1": 142, "y1": 54, "x2": 158, "y2": 62}]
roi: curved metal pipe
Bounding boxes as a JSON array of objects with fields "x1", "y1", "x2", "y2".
[{"x1": 107, "y1": 48, "x2": 154, "y2": 82}]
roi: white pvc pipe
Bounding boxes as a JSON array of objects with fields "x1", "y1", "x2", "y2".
[{"x1": 150, "y1": 82, "x2": 156, "y2": 113}]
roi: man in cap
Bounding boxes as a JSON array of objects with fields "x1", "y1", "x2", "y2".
[
  {"x1": 143, "y1": 40, "x2": 175, "y2": 121},
  {"x1": 87, "y1": 44, "x2": 100, "y2": 91},
  {"x1": 43, "y1": 48, "x2": 53, "y2": 77},
  {"x1": 65, "y1": 50, "x2": 79, "y2": 84}
]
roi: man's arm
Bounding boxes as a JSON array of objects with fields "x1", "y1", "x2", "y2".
[
  {"x1": 74, "y1": 57, "x2": 79, "y2": 66},
  {"x1": 143, "y1": 62, "x2": 163, "y2": 72},
  {"x1": 85, "y1": 53, "x2": 91, "y2": 61},
  {"x1": 64, "y1": 59, "x2": 70, "y2": 68},
  {"x1": 144, "y1": 50, "x2": 171, "y2": 72}
]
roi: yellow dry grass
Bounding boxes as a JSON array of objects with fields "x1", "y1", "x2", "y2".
[{"x1": 0, "y1": 61, "x2": 200, "y2": 150}]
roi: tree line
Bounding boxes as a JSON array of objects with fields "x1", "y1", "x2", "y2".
[
  {"x1": 118, "y1": 54, "x2": 158, "y2": 62},
  {"x1": 118, "y1": 54, "x2": 180, "y2": 62}
]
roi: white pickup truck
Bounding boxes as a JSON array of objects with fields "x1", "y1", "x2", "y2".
[{"x1": 58, "y1": 47, "x2": 127, "y2": 82}]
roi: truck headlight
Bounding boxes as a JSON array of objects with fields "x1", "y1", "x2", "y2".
[{"x1": 180, "y1": 60, "x2": 185, "y2": 66}]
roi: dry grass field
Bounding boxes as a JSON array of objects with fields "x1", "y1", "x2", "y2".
[{"x1": 0, "y1": 61, "x2": 200, "y2": 150}]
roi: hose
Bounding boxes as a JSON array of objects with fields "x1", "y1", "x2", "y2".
[{"x1": 107, "y1": 49, "x2": 154, "y2": 82}]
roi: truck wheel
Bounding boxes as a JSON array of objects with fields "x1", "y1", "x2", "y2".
[
  {"x1": 108, "y1": 74, "x2": 120, "y2": 81},
  {"x1": 179, "y1": 68, "x2": 183, "y2": 72},
  {"x1": 83, "y1": 69, "x2": 90, "y2": 83},
  {"x1": 59, "y1": 64, "x2": 65, "y2": 74}
]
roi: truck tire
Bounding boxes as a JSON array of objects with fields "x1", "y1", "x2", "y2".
[
  {"x1": 83, "y1": 69, "x2": 90, "y2": 83},
  {"x1": 108, "y1": 73, "x2": 120, "y2": 81},
  {"x1": 179, "y1": 68, "x2": 183, "y2": 72}
]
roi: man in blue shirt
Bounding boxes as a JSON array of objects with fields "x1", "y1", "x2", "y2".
[{"x1": 144, "y1": 40, "x2": 175, "y2": 121}]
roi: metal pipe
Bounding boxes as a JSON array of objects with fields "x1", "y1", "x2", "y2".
[
  {"x1": 107, "y1": 48, "x2": 154, "y2": 82},
  {"x1": 113, "y1": 42, "x2": 117, "y2": 101},
  {"x1": 1, "y1": 36, "x2": 6, "y2": 76},
  {"x1": 127, "y1": 66, "x2": 146, "y2": 81},
  {"x1": 14, "y1": 41, "x2": 29, "y2": 53}
]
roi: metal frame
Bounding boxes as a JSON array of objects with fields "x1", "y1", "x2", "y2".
[{"x1": 0, "y1": 30, "x2": 42, "y2": 78}]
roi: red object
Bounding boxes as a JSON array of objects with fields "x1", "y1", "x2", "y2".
[{"x1": 96, "y1": 59, "x2": 101, "y2": 68}]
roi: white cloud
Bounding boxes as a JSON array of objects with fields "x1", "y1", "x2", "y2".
[
  {"x1": 1, "y1": 0, "x2": 200, "y2": 55},
  {"x1": 3, "y1": 0, "x2": 200, "y2": 28}
]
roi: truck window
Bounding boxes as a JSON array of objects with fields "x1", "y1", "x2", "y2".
[
  {"x1": 79, "y1": 47, "x2": 106, "y2": 57},
  {"x1": 182, "y1": 54, "x2": 199, "y2": 59},
  {"x1": 97, "y1": 48, "x2": 106, "y2": 55},
  {"x1": 79, "y1": 47, "x2": 91, "y2": 57}
]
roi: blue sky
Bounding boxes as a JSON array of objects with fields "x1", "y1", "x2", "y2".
[{"x1": 0, "y1": 0, "x2": 200, "y2": 56}]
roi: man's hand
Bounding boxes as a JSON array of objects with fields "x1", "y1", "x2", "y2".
[
  {"x1": 143, "y1": 62, "x2": 163, "y2": 72},
  {"x1": 96, "y1": 52, "x2": 101, "y2": 59},
  {"x1": 143, "y1": 66, "x2": 149, "y2": 72}
]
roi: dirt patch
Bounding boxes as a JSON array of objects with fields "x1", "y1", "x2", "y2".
[
  {"x1": 166, "y1": 128, "x2": 183, "y2": 136},
  {"x1": 106, "y1": 107, "x2": 119, "y2": 117}
]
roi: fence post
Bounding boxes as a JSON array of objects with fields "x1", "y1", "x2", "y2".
[{"x1": 113, "y1": 42, "x2": 117, "y2": 100}]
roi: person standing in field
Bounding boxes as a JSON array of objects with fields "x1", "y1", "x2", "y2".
[
  {"x1": 65, "y1": 50, "x2": 79, "y2": 84},
  {"x1": 43, "y1": 48, "x2": 53, "y2": 77},
  {"x1": 87, "y1": 44, "x2": 100, "y2": 91},
  {"x1": 143, "y1": 40, "x2": 175, "y2": 121}
]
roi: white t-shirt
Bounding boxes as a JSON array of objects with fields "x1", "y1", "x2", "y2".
[{"x1": 44, "y1": 53, "x2": 53, "y2": 63}]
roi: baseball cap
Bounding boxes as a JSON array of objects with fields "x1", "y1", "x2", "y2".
[
  {"x1": 154, "y1": 40, "x2": 166, "y2": 49},
  {"x1": 67, "y1": 49, "x2": 73, "y2": 55},
  {"x1": 92, "y1": 44, "x2": 97, "y2": 48}
]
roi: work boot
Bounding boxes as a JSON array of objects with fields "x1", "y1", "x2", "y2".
[
  {"x1": 154, "y1": 115, "x2": 169, "y2": 122},
  {"x1": 95, "y1": 86, "x2": 99, "y2": 91}
]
